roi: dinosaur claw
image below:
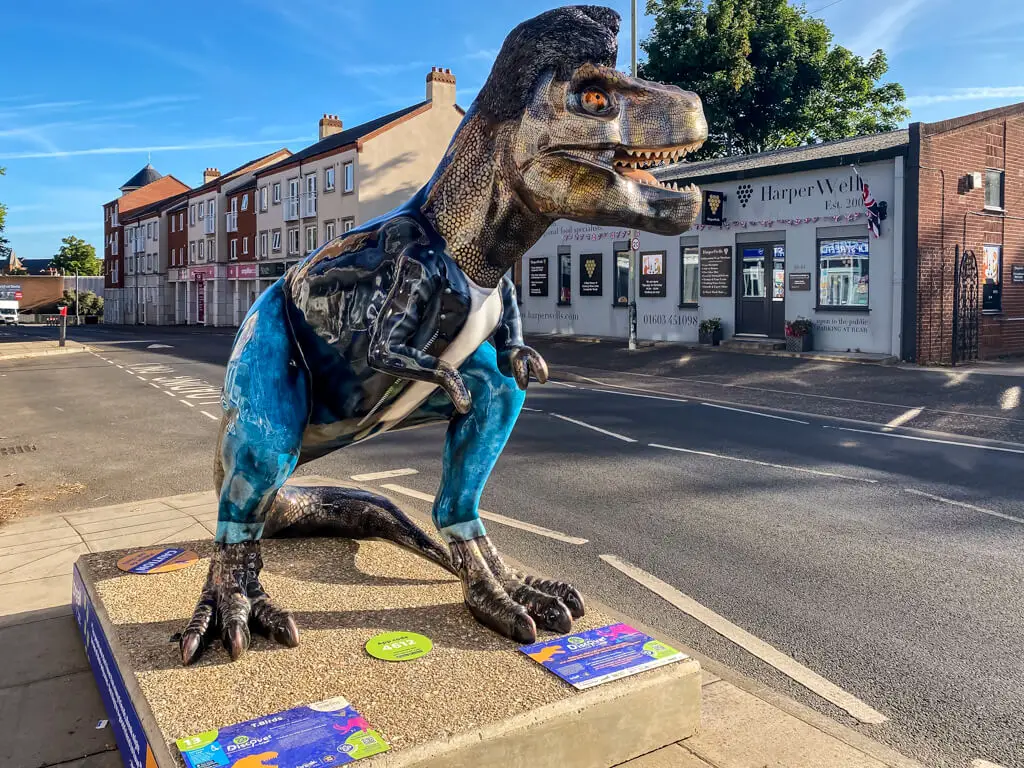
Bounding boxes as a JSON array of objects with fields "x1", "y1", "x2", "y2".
[
  {"x1": 224, "y1": 622, "x2": 250, "y2": 660},
  {"x1": 278, "y1": 615, "x2": 300, "y2": 648},
  {"x1": 180, "y1": 631, "x2": 203, "y2": 665}
]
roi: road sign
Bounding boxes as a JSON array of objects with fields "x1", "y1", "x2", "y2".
[
  {"x1": 631, "y1": 238, "x2": 640, "y2": 251},
  {"x1": 59, "y1": 306, "x2": 68, "y2": 316},
  {"x1": 13, "y1": 291, "x2": 22, "y2": 300}
]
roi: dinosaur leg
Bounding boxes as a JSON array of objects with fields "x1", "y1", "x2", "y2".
[
  {"x1": 180, "y1": 285, "x2": 308, "y2": 665},
  {"x1": 264, "y1": 484, "x2": 455, "y2": 575},
  {"x1": 429, "y1": 342, "x2": 585, "y2": 643}
]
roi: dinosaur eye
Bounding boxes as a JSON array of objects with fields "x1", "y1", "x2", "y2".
[{"x1": 580, "y1": 87, "x2": 611, "y2": 114}]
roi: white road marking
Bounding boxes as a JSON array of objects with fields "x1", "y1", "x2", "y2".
[
  {"x1": 701, "y1": 402, "x2": 809, "y2": 425},
  {"x1": 883, "y1": 407, "x2": 922, "y2": 430},
  {"x1": 903, "y1": 488, "x2": 1024, "y2": 525},
  {"x1": 550, "y1": 380, "x2": 578, "y2": 388},
  {"x1": 200, "y1": 410, "x2": 219, "y2": 421},
  {"x1": 380, "y1": 484, "x2": 588, "y2": 545},
  {"x1": 1000, "y1": 386, "x2": 1020, "y2": 411},
  {"x1": 351, "y1": 468, "x2": 419, "y2": 481},
  {"x1": 180, "y1": 400, "x2": 194, "y2": 407},
  {"x1": 147, "y1": 343, "x2": 173, "y2": 349},
  {"x1": 592, "y1": 388, "x2": 687, "y2": 404},
  {"x1": 521, "y1": 406, "x2": 544, "y2": 412},
  {"x1": 551, "y1": 413, "x2": 637, "y2": 443},
  {"x1": 599, "y1": 554, "x2": 888, "y2": 725},
  {"x1": 649, "y1": 443, "x2": 877, "y2": 483},
  {"x1": 832, "y1": 426, "x2": 1024, "y2": 455}
]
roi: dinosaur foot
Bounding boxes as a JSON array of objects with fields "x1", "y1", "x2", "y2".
[
  {"x1": 180, "y1": 541, "x2": 299, "y2": 665},
  {"x1": 450, "y1": 535, "x2": 585, "y2": 644}
]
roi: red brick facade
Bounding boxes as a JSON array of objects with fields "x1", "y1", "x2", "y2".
[
  {"x1": 103, "y1": 201, "x2": 123, "y2": 289},
  {"x1": 913, "y1": 104, "x2": 1024, "y2": 363},
  {"x1": 227, "y1": 185, "x2": 257, "y2": 262},
  {"x1": 168, "y1": 206, "x2": 188, "y2": 268}
]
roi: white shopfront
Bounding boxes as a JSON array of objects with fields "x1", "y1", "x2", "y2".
[{"x1": 520, "y1": 156, "x2": 905, "y2": 356}]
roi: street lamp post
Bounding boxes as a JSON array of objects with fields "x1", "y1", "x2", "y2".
[{"x1": 627, "y1": 0, "x2": 639, "y2": 350}]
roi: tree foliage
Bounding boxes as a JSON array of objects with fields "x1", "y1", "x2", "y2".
[
  {"x1": 51, "y1": 235, "x2": 102, "y2": 276},
  {"x1": 0, "y1": 168, "x2": 9, "y2": 267},
  {"x1": 638, "y1": 0, "x2": 910, "y2": 159},
  {"x1": 59, "y1": 289, "x2": 104, "y2": 316}
]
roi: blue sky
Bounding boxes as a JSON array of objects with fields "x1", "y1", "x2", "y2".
[{"x1": 2, "y1": 0, "x2": 1023, "y2": 259}]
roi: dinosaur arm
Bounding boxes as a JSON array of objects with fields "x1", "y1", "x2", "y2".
[
  {"x1": 367, "y1": 255, "x2": 472, "y2": 413},
  {"x1": 494, "y1": 272, "x2": 549, "y2": 389}
]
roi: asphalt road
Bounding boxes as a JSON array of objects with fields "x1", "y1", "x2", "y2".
[{"x1": 3, "y1": 324, "x2": 1024, "y2": 768}]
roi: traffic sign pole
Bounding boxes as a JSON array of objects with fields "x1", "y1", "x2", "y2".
[{"x1": 58, "y1": 305, "x2": 67, "y2": 347}]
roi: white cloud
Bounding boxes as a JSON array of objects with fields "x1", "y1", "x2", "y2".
[
  {"x1": 342, "y1": 61, "x2": 428, "y2": 77},
  {"x1": 0, "y1": 137, "x2": 312, "y2": 161},
  {"x1": 907, "y1": 86, "x2": 1024, "y2": 106},
  {"x1": 846, "y1": 0, "x2": 929, "y2": 57}
]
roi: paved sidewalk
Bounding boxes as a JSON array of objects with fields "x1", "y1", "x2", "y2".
[
  {"x1": 0, "y1": 482, "x2": 923, "y2": 768},
  {"x1": 0, "y1": 338, "x2": 88, "y2": 360}
]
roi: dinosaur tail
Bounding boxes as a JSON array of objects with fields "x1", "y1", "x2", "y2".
[{"x1": 263, "y1": 484, "x2": 455, "y2": 575}]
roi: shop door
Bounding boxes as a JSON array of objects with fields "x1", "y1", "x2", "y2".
[{"x1": 736, "y1": 243, "x2": 786, "y2": 336}]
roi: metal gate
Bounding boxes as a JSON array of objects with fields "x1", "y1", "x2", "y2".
[{"x1": 952, "y1": 245, "x2": 979, "y2": 365}]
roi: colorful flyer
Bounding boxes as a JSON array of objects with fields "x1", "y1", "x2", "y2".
[
  {"x1": 176, "y1": 696, "x2": 389, "y2": 768},
  {"x1": 116, "y1": 547, "x2": 199, "y2": 574},
  {"x1": 520, "y1": 623, "x2": 687, "y2": 690},
  {"x1": 365, "y1": 631, "x2": 433, "y2": 662}
]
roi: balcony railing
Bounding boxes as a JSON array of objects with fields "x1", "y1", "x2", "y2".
[
  {"x1": 301, "y1": 192, "x2": 317, "y2": 218},
  {"x1": 284, "y1": 196, "x2": 300, "y2": 222},
  {"x1": 203, "y1": 216, "x2": 216, "y2": 235},
  {"x1": 226, "y1": 212, "x2": 238, "y2": 233}
]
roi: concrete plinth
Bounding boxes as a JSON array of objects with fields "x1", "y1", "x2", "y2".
[{"x1": 73, "y1": 537, "x2": 701, "y2": 768}]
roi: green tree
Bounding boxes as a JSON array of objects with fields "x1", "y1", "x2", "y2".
[
  {"x1": 51, "y1": 235, "x2": 102, "y2": 276},
  {"x1": 639, "y1": 0, "x2": 910, "y2": 159},
  {"x1": 0, "y1": 167, "x2": 10, "y2": 268}
]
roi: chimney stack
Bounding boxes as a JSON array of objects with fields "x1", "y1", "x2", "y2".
[
  {"x1": 203, "y1": 167, "x2": 220, "y2": 184},
  {"x1": 426, "y1": 66, "x2": 456, "y2": 106},
  {"x1": 319, "y1": 113, "x2": 343, "y2": 140}
]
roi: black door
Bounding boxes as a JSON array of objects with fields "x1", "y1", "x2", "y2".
[{"x1": 736, "y1": 243, "x2": 785, "y2": 336}]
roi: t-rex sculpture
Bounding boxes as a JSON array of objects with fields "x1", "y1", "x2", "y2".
[{"x1": 179, "y1": 3, "x2": 708, "y2": 665}]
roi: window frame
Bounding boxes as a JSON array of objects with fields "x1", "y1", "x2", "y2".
[
  {"x1": 557, "y1": 247, "x2": 572, "y2": 306},
  {"x1": 230, "y1": 239, "x2": 238, "y2": 260},
  {"x1": 305, "y1": 225, "x2": 317, "y2": 253},
  {"x1": 259, "y1": 231, "x2": 268, "y2": 259},
  {"x1": 288, "y1": 227, "x2": 300, "y2": 254},
  {"x1": 325, "y1": 220, "x2": 336, "y2": 241},
  {"x1": 815, "y1": 236, "x2": 871, "y2": 311},
  {"x1": 985, "y1": 168, "x2": 1005, "y2": 212},
  {"x1": 272, "y1": 182, "x2": 281, "y2": 204},
  {"x1": 241, "y1": 193, "x2": 249, "y2": 211},
  {"x1": 324, "y1": 166, "x2": 335, "y2": 192},
  {"x1": 343, "y1": 161, "x2": 354, "y2": 193},
  {"x1": 679, "y1": 243, "x2": 699, "y2": 308},
  {"x1": 342, "y1": 217, "x2": 354, "y2": 233},
  {"x1": 259, "y1": 186, "x2": 268, "y2": 211},
  {"x1": 189, "y1": 204, "x2": 196, "y2": 226},
  {"x1": 983, "y1": 243, "x2": 1003, "y2": 314},
  {"x1": 612, "y1": 249, "x2": 631, "y2": 307},
  {"x1": 272, "y1": 229, "x2": 282, "y2": 253},
  {"x1": 198, "y1": 201, "x2": 205, "y2": 219}
]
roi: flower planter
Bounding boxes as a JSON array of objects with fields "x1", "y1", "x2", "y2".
[
  {"x1": 786, "y1": 334, "x2": 812, "y2": 353},
  {"x1": 699, "y1": 329, "x2": 723, "y2": 346}
]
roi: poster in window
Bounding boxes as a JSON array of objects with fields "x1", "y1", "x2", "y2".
[
  {"x1": 699, "y1": 246, "x2": 732, "y2": 297},
  {"x1": 983, "y1": 244, "x2": 1002, "y2": 312},
  {"x1": 529, "y1": 257, "x2": 549, "y2": 297},
  {"x1": 639, "y1": 251, "x2": 667, "y2": 297},
  {"x1": 580, "y1": 253, "x2": 603, "y2": 296},
  {"x1": 702, "y1": 191, "x2": 725, "y2": 226}
]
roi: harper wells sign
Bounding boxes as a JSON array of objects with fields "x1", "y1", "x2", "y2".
[{"x1": 736, "y1": 172, "x2": 868, "y2": 214}]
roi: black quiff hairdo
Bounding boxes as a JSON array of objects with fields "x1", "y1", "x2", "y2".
[{"x1": 474, "y1": 5, "x2": 621, "y2": 122}]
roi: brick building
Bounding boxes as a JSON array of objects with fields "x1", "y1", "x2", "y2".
[{"x1": 906, "y1": 102, "x2": 1024, "y2": 363}]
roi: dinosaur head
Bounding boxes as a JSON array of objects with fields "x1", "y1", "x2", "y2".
[{"x1": 475, "y1": 5, "x2": 708, "y2": 236}]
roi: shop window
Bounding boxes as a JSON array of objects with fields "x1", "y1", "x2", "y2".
[
  {"x1": 613, "y1": 250, "x2": 630, "y2": 307},
  {"x1": 985, "y1": 169, "x2": 1005, "y2": 211},
  {"x1": 817, "y1": 238, "x2": 869, "y2": 309},
  {"x1": 679, "y1": 245, "x2": 699, "y2": 306},
  {"x1": 983, "y1": 244, "x2": 1002, "y2": 313},
  {"x1": 557, "y1": 248, "x2": 571, "y2": 305}
]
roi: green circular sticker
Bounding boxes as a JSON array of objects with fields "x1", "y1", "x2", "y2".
[{"x1": 365, "y1": 631, "x2": 433, "y2": 662}]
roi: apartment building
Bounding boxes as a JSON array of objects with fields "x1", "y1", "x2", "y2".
[
  {"x1": 225, "y1": 179, "x2": 259, "y2": 326},
  {"x1": 242, "y1": 67, "x2": 464, "y2": 319},
  {"x1": 103, "y1": 166, "x2": 189, "y2": 323},
  {"x1": 177, "y1": 150, "x2": 291, "y2": 326}
]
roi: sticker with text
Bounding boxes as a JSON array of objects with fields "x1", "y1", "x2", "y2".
[{"x1": 116, "y1": 547, "x2": 199, "y2": 574}]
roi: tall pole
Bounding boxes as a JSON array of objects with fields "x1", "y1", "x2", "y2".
[
  {"x1": 75, "y1": 270, "x2": 80, "y2": 327},
  {"x1": 627, "y1": 0, "x2": 639, "y2": 350}
]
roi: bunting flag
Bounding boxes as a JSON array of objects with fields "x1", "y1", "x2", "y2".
[{"x1": 863, "y1": 182, "x2": 882, "y2": 238}]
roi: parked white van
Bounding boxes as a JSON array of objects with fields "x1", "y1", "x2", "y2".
[{"x1": 0, "y1": 299, "x2": 20, "y2": 325}]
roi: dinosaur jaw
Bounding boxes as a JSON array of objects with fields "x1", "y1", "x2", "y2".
[{"x1": 612, "y1": 142, "x2": 703, "y2": 191}]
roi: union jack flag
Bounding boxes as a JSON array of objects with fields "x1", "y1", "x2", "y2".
[{"x1": 863, "y1": 182, "x2": 882, "y2": 238}]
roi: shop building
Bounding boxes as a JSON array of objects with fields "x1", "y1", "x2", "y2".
[{"x1": 520, "y1": 132, "x2": 908, "y2": 357}]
